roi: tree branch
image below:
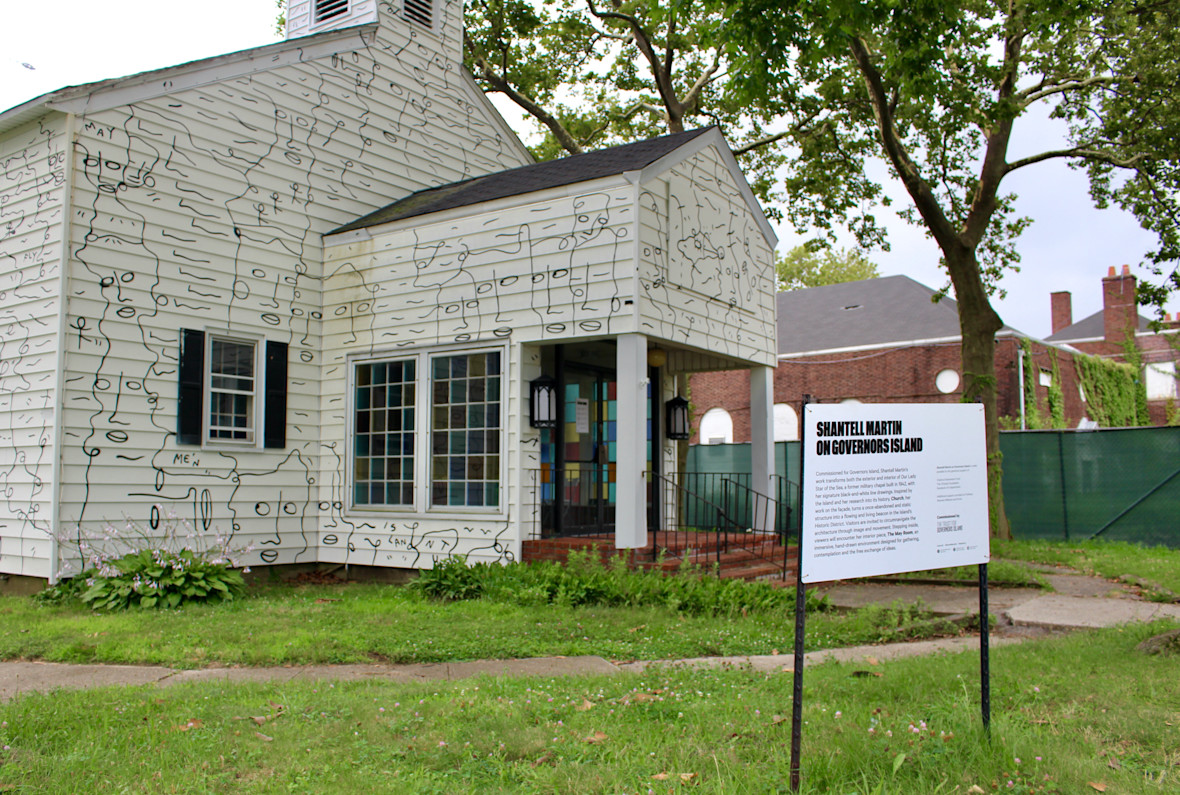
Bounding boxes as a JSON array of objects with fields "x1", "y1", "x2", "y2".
[
  {"x1": 732, "y1": 130, "x2": 791, "y2": 156},
  {"x1": 847, "y1": 36, "x2": 959, "y2": 253},
  {"x1": 473, "y1": 56, "x2": 584, "y2": 154},
  {"x1": 586, "y1": 0, "x2": 685, "y2": 130},
  {"x1": 1017, "y1": 75, "x2": 1118, "y2": 106},
  {"x1": 1006, "y1": 146, "x2": 1147, "y2": 173},
  {"x1": 962, "y1": 4, "x2": 1024, "y2": 247}
]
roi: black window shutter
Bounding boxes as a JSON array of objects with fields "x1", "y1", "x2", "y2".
[
  {"x1": 177, "y1": 329, "x2": 205, "y2": 445},
  {"x1": 264, "y1": 340, "x2": 288, "y2": 449}
]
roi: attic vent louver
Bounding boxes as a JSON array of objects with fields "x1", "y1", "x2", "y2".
[
  {"x1": 315, "y1": 0, "x2": 349, "y2": 22},
  {"x1": 404, "y1": 0, "x2": 434, "y2": 29}
]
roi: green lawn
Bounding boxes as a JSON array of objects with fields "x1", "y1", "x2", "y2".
[
  {"x1": 0, "y1": 581, "x2": 958, "y2": 668},
  {"x1": 0, "y1": 621, "x2": 1175, "y2": 793}
]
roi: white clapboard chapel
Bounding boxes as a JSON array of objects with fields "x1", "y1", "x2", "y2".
[{"x1": 0, "y1": 0, "x2": 778, "y2": 580}]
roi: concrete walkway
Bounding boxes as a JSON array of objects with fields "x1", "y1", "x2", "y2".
[{"x1": 2, "y1": 571, "x2": 1177, "y2": 702}]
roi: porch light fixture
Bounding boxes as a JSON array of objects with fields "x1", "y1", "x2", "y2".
[
  {"x1": 529, "y1": 375, "x2": 558, "y2": 428},
  {"x1": 665, "y1": 395, "x2": 691, "y2": 440}
]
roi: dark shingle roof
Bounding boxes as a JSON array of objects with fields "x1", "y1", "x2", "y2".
[
  {"x1": 331, "y1": 127, "x2": 714, "y2": 234},
  {"x1": 1046, "y1": 309, "x2": 1150, "y2": 342},
  {"x1": 777, "y1": 275, "x2": 967, "y2": 355}
]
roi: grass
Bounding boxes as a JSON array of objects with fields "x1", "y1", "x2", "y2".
[
  {"x1": 4, "y1": 538, "x2": 1177, "y2": 668},
  {"x1": 0, "y1": 621, "x2": 1176, "y2": 793},
  {"x1": 867, "y1": 559, "x2": 1050, "y2": 589},
  {"x1": 0, "y1": 582, "x2": 958, "y2": 668},
  {"x1": 995, "y1": 538, "x2": 1180, "y2": 596}
]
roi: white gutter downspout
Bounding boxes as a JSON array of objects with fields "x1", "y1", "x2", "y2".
[
  {"x1": 1017, "y1": 345, "x2": 1026, "y2": 431},
  {"x1": 48, "y1": 112, "x2": 78, "y2": 584}
]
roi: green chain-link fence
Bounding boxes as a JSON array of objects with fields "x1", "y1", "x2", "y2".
[
  {"x1": 1000, "y1": 427, "x2": 1180, "y2": 546},
  {"x1": 686, "y1": 427, "x2": 1180, "y2": 548}
]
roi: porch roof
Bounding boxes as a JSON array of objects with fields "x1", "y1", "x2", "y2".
[{"x1": 330, "y1": 128, "x2": 713, "y2": 234}]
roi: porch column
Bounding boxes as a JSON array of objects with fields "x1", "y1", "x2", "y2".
[
  {"x1": 616, "y1": 333, "x2": 647, "y2": 548},
  {"x1": 750, "y1": 365, "x2": 776, "y2": 532}
]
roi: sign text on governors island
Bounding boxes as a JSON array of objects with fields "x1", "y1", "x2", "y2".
[{"x1": 801, "y1": 403, "x2": 989, "y2": 583}]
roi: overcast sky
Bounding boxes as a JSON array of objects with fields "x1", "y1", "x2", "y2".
[{"x1": 3, "y1": 0, "x2": 1166, "y2": 338}]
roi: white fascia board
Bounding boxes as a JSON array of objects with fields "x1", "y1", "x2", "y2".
[
  {"x1": 42, "y1": 25, "x2": 378, "y2": 116},
  {"x1": 777, "y1": 335, "x2": 963, "y2": 359},
  {"x1": 777, "y1": 329, "x2": 1076, "y2": 359},
  {"x1": 456, "y1": 69, "x2": 534, "y2": 166},
  {"x1": 322, "y1": 172, "x2": 633, "y2": 245},
  {"x1": 636, "y1": 126, "x2": 778, "y2": 249}
]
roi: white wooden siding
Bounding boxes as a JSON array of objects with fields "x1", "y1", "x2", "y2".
[
  {"x1": 638, "y1": 145, "x2": 777, "y2": 367},
  {"x1": 319, "y1": 183, "x2": 638, "y2": 564},
  {"x1": 48, "y1": 8, "x2": 528, "y2": 570},
  {"x1": 0, "y1": 116, "x2": 67, "y2": 577}
]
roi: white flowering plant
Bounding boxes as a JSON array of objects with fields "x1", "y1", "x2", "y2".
[{"x1": 38, "y1": 509, "x2": 251, "y2": 610}]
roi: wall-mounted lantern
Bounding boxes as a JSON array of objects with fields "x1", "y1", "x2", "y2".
[
  {"x1": 665, "y1": 395, "x2": 691, "y2": 440},
  {"x1": 529, "y1": 375, "x2": 557, "y2": 428}
]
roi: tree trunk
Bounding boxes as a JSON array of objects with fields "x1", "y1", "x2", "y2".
[{"x1": 944, "y1": 246, "x2": 1012, "y2": 540}]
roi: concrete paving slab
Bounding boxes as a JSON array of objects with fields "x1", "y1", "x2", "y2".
[
  {"x1": 1007, "y1": 594, "x2": 1180, "y2": 629},
  {"x1": 618, "y1": 636, "x2": 1025, "y2": 674},
  {"x1": 162, "y1": 667, "x2": 305, "y2": 687},
  {"x1": 818, "y1": 582, "x2": 1042, "y2": 616},
  {"x1": 0, "y1": 662, "x2": 172, "y2": 700},
  {"x1": 446, "y1": 656, "x2": 619, "y2": 680}
]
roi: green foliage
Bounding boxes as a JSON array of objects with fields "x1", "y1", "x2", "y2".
[
  {"x1": 1047, "y1": 350, "x2": 1066, "y2": 429},
  {"x1": 410, "y1": 555, "x2": 485, "y2": 601},
  {"x1": 463, "y1": 0, "x2": 791, "y2": 214},
  {"x1": 1075, "y1": 353, "x2": 1143, "y2": 427},
  {"x1": 775, "y1": 242, "x2": 879, "y2": 291},
  {"x1": 40, "y1": 549, "x2": 246, "y2": 611},
  {"x1": 1019, "y1": 338, "x2": 1045, "y2": 430},
  {"x1": 412, "y1": 549, "x2": 826, "y2": 617},
  {"x1": 1120, "y1": 333, "x2": 1152, "y2": 425}
]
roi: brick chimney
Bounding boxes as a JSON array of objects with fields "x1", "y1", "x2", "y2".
[
  {"x1": 1103, "y1": 264, "x2": 1138, "y2": 344},
  {"x1": 1050, "y1": 291, "x2": 1072, "y2": 334}
]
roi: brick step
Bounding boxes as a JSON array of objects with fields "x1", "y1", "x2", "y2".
[{"x1": 520, "y1": 535, "x2": 799, "y2": 582}]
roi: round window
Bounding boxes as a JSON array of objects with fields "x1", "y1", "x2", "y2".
[{"x1": 935, "y1": 369, "x2": 961, "y2": 394}]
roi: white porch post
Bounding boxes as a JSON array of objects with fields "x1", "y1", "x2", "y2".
[
  {"x1": 615, "y1": 333, "x2": 647, "y2": 548},
  {"x1": 749, "y1": 365, "x2": 776, "y2": 531}
]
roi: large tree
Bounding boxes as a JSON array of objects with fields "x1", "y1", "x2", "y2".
[{"x1": 724, "y1": 0, "x2": 1180, "y2": 537}]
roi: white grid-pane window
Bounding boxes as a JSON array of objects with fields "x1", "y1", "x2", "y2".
[
  {"x1": 430, "y1": 351, "x2": 501, "y2": 508},
  {"x1": 353, "y1": 359, "x2": 417, "y2": 507},
  {"x1": 208, "y1": 337, "x2": 256, "y2": 442}
]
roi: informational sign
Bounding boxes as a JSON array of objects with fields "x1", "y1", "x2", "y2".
[
  {"x1": 801, "y1": 403, "x2": 989, "y2": 583},
  {"x1": 575, "y1": 398, "x2": 590, "y2": 434}
]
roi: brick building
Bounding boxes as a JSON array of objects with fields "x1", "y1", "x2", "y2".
[
  {"x1": 689, "y1": 274, "x2": 1097, "y2": 444},
  {"x1": 1047, "y1": 265, "x2": 1179, "y2": 424}
]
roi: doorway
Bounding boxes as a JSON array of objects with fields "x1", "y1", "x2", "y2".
[{"x1": 557, "y1": 365, "x2": 616, "y2": 535}]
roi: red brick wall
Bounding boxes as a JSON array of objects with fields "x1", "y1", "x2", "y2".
[{"x1": 689, "y1": 336, "x2": 1091, "y2": 443}]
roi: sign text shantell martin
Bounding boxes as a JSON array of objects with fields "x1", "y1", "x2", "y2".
[{"x1": 813, "y1": 419, "x2": 924, "y2": 456}]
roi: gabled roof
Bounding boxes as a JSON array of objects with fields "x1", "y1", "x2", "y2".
[
  {"x1": 777, "y1": 275, "x2": 1005, "y2": 355},
  {"x1": 1046, "y1": 309, "x2": 1151, "y2": 343},
  {"x1": 0, "y1": 24, "x2": 375, "y2": 137},
  {"x1": 330, "y1": 128, "x2": 715, "y2": 234}
]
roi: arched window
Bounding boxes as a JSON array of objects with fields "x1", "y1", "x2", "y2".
[
  {"x1": 773, "y1": 403, "x2": 798, "y2": 441},
  {"x1": 699, "y1": 408, "x2": 734, "y2": 445}
]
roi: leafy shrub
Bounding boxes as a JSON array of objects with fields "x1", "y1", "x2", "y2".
[
  {"x1": 39, "y1": 549, "x2": 246, "y2": 610},
  {"x1": 410, "y1": 555, "x2": 486, "y2": 601},
  {"x1": 413, "y1": 549, "x2": 828, "y2": 617},
  {"x1": 39, "y1": 507, "x2": 251, "y2": 611},
  {"x1": 82, "y1": 548, "x2": 245, "y2": 610}
]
